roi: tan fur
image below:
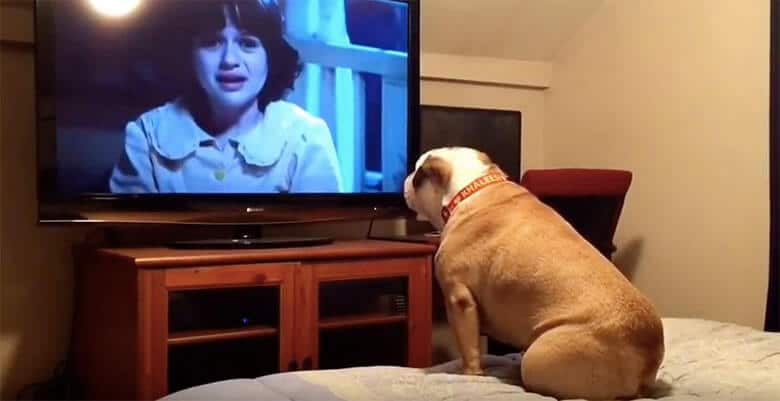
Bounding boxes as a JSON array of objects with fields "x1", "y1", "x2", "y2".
[{"x1": 405, "y1": 148, "x2": 664, "y2": 401}]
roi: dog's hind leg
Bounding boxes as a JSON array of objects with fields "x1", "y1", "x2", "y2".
[
  {"x1": 520, "y1": 326, "x2": 642, "y2": 401},
  {"x1": 443, "y1": 282, "x2": 483, "y2": 375}
]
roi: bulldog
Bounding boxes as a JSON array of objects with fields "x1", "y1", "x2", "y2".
[{"x1": 404, "y1": 147, "x2": 664, "y2": 401}]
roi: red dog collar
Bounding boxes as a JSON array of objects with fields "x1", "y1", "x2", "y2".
[{"x1": 441, "y1": 172, "x2": 508, "y2": 223}]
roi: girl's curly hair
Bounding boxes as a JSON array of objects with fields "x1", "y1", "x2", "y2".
[{"x1": 176, "y1": 0, "x2": 301, "y2": 112}]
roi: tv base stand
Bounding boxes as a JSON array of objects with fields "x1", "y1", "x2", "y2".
[
  {"x1": 167, "y1": 227, "x2": 333, "y2": 249},
  {"x1": 168, "y1": 236, "x2": 333, "y2": 249}
]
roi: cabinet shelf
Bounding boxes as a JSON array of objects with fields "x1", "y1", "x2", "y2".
[
  {"x1": 168, "y1": 325, "x2": 278, "y2": 346},
  {"x1": 319, "y1": 313, "x2": 407, "y2": 330}
]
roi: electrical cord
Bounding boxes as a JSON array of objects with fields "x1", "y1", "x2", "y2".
[
  {"x1": 16, "y1": 358, "x2": 81, "y2": 400},
  {"x1": 16, "y1": 260, "x2": 85, "y2": 400},
  {"x1": 366, "y1": 217, "x2": 376, "y2": 239},
  {"x1": 365, "y1": 206, "x2": 403, "y2": 239}
]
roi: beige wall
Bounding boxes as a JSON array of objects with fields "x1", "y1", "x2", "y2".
[
  {"x1": 1, "y1": 5, "x2": 86, "y2": 399},
  {"x1": 545, "y1": 0, "x2": 770, "y2": 328}
]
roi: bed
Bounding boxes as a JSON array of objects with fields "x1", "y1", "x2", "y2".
[{"x1": 159, "y1": 318, "x2": 780, "y2": 401}]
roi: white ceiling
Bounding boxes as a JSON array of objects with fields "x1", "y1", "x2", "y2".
[{"x1": 420, "y1": 0, "x2": 605, "y2": 61}]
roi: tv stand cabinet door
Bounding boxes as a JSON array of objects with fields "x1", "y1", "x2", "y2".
[
  {"x1": 304, "y1": 256, "x2": 432, "y2": 370},
  {"x1": 161, "y1": 263, "x2": 297, "y2": 396}
]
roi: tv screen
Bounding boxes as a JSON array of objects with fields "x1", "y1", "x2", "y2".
[{"x1": 35, "y1": 0, "x2": 419, "y2": 223}]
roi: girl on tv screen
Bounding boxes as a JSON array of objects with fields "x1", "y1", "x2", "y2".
[{"x1": 108, "y1": 0, "x2": 343, "y2": 194}]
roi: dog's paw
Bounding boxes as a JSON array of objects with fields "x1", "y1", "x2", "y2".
[{"x1": 461, "y1": 367, "x2": 485, "y2": 376}]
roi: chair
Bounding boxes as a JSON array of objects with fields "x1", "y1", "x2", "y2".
[{"x1": 518, "y1": 168, "x2": 633, "y2": 261}]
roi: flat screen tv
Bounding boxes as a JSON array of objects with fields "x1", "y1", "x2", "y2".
[{"x1": 34, "y1": 0, "x2": 420, "y2": 233}]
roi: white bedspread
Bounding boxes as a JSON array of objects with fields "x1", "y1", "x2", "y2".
[{"x1": 161, "y1": 318, "x2": 780, "y2": 401}]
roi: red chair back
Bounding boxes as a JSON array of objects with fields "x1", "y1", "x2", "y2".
[{"x1": 519, "y1": 168, "x2": 632, "y2": 260}]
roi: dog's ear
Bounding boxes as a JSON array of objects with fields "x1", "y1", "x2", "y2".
[
  {"x1": 476, "y1": 151, "x2": 493, "y2": 166},
  {"x1": 412, "y1": 155, "x2": 452, "y2": 189},
  {"x1": 475, "y1": 151, "x2": 509, "y2": 177}
]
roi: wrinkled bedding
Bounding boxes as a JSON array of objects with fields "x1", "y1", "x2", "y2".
[{"x1": 160, "y1": 318, "x2": 780, "y2": 401}]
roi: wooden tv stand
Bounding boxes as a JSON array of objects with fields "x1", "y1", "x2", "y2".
[{"x1": 72, "y1": 239, "x2": 437, "y2": 400}]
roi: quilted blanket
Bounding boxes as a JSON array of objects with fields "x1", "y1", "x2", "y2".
[{"x1": 160, "y1": 318, "x2": 780, "y2": 401}]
